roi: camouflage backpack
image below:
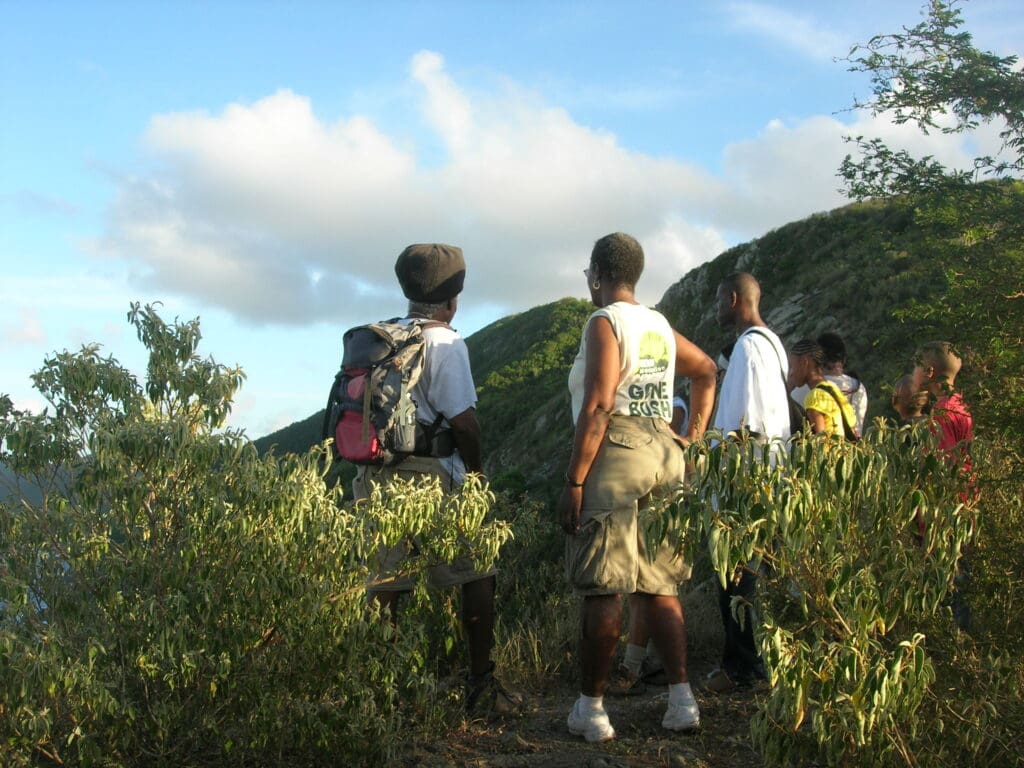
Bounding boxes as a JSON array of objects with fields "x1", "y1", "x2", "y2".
[{"x1": 322, "y1": 319, "x2": 449, "y2": 466}]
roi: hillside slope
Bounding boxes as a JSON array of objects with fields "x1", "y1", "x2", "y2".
[{"x1": 657, "y1": 197, "x2": 942, "y2": 422}]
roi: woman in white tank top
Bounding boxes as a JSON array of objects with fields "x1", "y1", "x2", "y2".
[{"x1": 560, "y1": 232, "x2": 717, "y2": 742}]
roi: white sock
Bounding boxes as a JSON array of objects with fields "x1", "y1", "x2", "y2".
[
  {"x1": 578, "y1": 693, "x2": 604, "y2": 713},
  {"x1": 668, "y1": 682, "x2": 696, "y2": 705},
  {"x1": 623, "y1": 643, "x2": 646, "y2": 676}
]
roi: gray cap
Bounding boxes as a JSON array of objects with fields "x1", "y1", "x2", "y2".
[{"x1": 394, "y1": 243, "x2": 466, "y2": 303}]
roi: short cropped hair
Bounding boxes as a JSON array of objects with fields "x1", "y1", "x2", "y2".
[
  {"x1": 408, "y1": 299, "x2": 447, "y2": 317},
  {"x1": 591, "y1": 232, "x2": 644, "y2": 287},
  {"x1": 919, "y1": 341, "x2": 962, "y2": 378},
  {"x1": 720, "y1": 272, "x2": 761, "y2": 304}
]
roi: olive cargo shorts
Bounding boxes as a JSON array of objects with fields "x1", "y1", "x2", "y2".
[
  {"x1": 354, "y1": 455, "x2": 496, "y2": 593},
  {"x1": 566, "y1": 417, "x2": 691, "y2": 596}
]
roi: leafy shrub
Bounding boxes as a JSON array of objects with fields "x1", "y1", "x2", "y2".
[
  {"x1": 0, "y1": 305, "x2": 510, "y2": 768},
  {"x1": 654, "y1": 423, "x2": 1023, "y2": 767}
]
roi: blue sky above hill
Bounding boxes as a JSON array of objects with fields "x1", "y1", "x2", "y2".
[{"x1": 2, "y1": 1, "x2": 1021, "y2": 437}]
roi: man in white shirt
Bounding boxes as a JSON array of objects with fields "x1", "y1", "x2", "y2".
[
  {"x1": 704, "y1": 272, "x2": 788, "y2": 692},
  {"x1": 712, "y1": 275, "x2": 791, "y2": 443},
  {"x1": 353, "y1": 243, "x2": 521, "y2": 716}
]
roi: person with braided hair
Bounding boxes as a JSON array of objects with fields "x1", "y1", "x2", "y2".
[{"x1": 786, "y1": 338, "x2": 857, "y2": 438}]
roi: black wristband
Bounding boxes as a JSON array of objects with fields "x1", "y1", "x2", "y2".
[{"x1": 564, "y1": 473, "x2": 584, "y2": 488}]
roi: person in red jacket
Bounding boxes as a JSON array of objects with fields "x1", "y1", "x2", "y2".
[
  {"x1": 912, "y1": 341, "x2": 974, "y2": 479},
  {"x1": 911, "y1": 341, "x2": 975, "y2": 631}
]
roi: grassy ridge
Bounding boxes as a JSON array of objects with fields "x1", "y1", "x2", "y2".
[{"x1": 657, "y1": 198, "x2": 944, "y2": 425}]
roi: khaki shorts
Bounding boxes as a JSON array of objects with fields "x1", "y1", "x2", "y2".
[
  {"x1": 354, "y1": 456, "x2": 496, "y2": 593},
  {"x1": 566, "y1": 417, "x2": 691, "y2": 596}
]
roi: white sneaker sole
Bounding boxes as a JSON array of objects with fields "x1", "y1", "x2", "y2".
[
  {"x1": 568, "y1": 717, "x2": 616, "y2": 742},
  {"x1": 663, "y1": 702, "x2": 701, "y2": 732}
]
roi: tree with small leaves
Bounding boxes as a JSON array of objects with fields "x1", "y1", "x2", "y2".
[{"x1": 840, "y1": 0, "x2": 1024, "y2": 441}]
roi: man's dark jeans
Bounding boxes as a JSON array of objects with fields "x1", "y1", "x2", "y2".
[{"x1": 717, "y1": 565, "x2": 766, "y2": 684}]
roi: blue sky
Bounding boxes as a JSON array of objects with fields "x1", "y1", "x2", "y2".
[{"x1": 2, "y1": 1, "x2": 1021, "y2": 438}]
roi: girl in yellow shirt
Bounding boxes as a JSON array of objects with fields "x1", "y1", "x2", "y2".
[{"x1": 787, "y1": 339, "x2": 858, "y2": 437}]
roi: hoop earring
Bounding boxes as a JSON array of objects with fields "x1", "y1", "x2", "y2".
[{"x1": 592, "y1": 279, "x2": 600, "y2": 290}]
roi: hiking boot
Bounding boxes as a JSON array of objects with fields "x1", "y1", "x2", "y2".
[
  {"x1": 605, "y1": 663, "x2": 646, "y2": 697},
  {"x1": 698, "y1": 668, "x2": 737, "y2": 694},
  {"x1": 567, "y1": 699, "x2": 616, "y2": 742},
  {"x1": 662, "y1": 699, "x2": 700, "y2": 732},
  {"x1": 466, "y1": 665, "x2": 524, "y2": 717}
]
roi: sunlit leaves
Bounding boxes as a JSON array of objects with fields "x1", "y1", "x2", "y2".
[
  {"x1": 648, "y1": 421, "x2": 973, "y2": 767},
  {"x1": 841, "y1": 0, "x2": 1024, "y2": 198},
  {"x1": 0, "y1": 305, "x2": 512, "y2": 767}
]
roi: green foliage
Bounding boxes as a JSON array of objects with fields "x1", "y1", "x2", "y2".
[
  {"x1": 484, "y1": 492, "x2": 578, "y2": 688},
  {"x1": 649, "y1": 422, "x2": 1022, "y2": 767},
  {"x1": 841, "y1": 0, "x2": 1024, "y2": 196},
  {"x1": 468, "y1": 298, "x2": 593, "y2": 502},
  {"x1": 838, "y1": 0, "x2": 1024, "y2": 441},
  {"x1": 0, "y1": 305, "x2": 511, "y2": 767},
  {"x1": 888, "y1": 182, "x2": 1024, "y2": 441}
]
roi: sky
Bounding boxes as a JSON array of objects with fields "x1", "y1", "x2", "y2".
[{"x1": 2, "y1": 1, "x2": 1021, "y2": 439}]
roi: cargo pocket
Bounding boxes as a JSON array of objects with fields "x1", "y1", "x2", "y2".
[
  {"x1": 566, "y1": 510, "x2": 635, "y2": 593},
  {"x1": 605, "y1": 422, "x2": 654, "y2": 450}
]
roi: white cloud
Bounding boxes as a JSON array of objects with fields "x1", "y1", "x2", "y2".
[
  {"x1": 93, "y1": 51, "x2": 1011, "y2": 329},
  {"x1": 3, "y1": 309, "x2": 46, "y2": 346},
  {"x1": 412, "y1": 51, "x2": 474, "y2": 154},
  {"x1": 711, "y1": 107, "x2": 1013, "y2": 236},
  {"x1": 94, "y1": 53, "x2": 724, "y2": 323},
  {"x1": 638, "y1": 217, "x2": 730, "y2": 306},
  {"x1": 727, "y1": 2, "x2": 848, "y2": 61},
  {"x1": 717, "y1": 116, "x2": 851, "y2": 234}
]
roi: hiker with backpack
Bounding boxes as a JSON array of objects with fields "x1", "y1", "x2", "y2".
[
  {"x1": 786, "y1": 338, "x2": 859, "y2": 440},
  {"x1": 560, "y1": 233, "x2": 717, "y2": 741},
  {"x1": 334, "y1": 243, "x2": 522, "y2": 717}
]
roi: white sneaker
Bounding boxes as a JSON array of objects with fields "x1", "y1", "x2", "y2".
[
  {"x1": 662, "y1": 699, "x2": 700, "y2": 731},
  {"x1": 567, "y1": 699, "x2": 616, "y2": 742}
]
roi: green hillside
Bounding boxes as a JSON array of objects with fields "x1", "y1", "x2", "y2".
[
  {"x1": 467, "y1": 298, "x2": 592, "y2": 498},
  {"x1": 657, "y1": 197, "x2": 945, "y2": 423}
]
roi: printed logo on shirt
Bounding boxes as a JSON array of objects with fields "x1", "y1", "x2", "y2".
[
  {"x1": 628, "y1": 331, "x2": 672, "y2": 419},
  {"x1": 637, "y1": 332, "x2": 670, "y2": 376}
]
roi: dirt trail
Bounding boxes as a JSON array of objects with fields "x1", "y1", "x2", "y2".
[{"x1": 400, "y1": 674, "x2": 764, "y2": 768}]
